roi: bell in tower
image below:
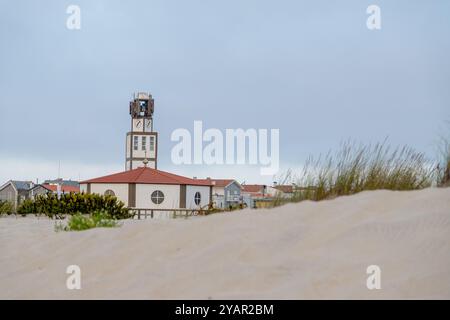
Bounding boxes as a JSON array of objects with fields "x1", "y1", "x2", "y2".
[
  {"x1": 125, "y1": 92, "x2": 158, "y2": 171},
  {"x1": 129, "y1": 92, "x2": 154, "y2": 118}
]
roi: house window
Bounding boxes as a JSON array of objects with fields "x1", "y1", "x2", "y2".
[
  {"x1": 150, "y1": 136, "x2": 155, "y2": 152},
  {"x1": 104, "y1": 189, "x2": 115, "y2": 196},
  {"x1": 194, "y1": 191, "x2": 201, "y2": 205},
  {"x1": 151, "y1": 190, "x2": 164, "y2": 204},
  {"x1": 133, "y1": 136, "x2": 139, "y2": 151},
  {"x1": 142, "y1": 136, "x2": 147, "y2": 151}
]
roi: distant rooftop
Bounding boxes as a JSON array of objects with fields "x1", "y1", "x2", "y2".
[
  {"x1": 43, "y1": 179, "x2": 79, "y2": 187},
  {"x1": 197, "y1": 179, "x2": 237, "y2": 188},
  {"x1": 11, "y1": 180, "x2": 34, "y2": 191},
  {"x1": 41, "y1": 184, "x2": 80, "y2": 193}
]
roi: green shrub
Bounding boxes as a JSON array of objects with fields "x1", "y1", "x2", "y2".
[
  {"x1": 17, "y1": 192, "x2": 132, "y2": 219},
  {"x1": 55, "y1": 210, "x2": 121, "y2": 232},
  {"x1": 0, "y1": 200, "x2": 14, "y2": 215},
  {"x1": 16, "y1": 199, "x2": 35, "y2": 216}
]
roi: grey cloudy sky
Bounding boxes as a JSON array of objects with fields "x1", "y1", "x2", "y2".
[{"x1": 0, "y1": 0, "x2": 449, "y2": 184}]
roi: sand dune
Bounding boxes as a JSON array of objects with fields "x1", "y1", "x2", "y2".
[{"x1": 0, "y1": 188, "x2": 449, "y2": 299}]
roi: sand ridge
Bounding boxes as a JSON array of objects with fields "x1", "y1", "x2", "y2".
[{"x1": 0, "y1": 188, "x2": 449, "y2": 299}]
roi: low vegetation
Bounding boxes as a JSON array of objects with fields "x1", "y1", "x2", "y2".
[
  {"x1": 17, "y1": 192, "x2": 132, "y2": 219},
  {"x1": 275, "y1": 140, "x2": 436, "y2": 205},
  {"x1": 436, "y1": 136, "x2": 450, "y2": 187},
  {"x1": 55, "y1": 210, "x2": 120, "y2": 232},
  {"x1": 0, "y1": 200, "x2": 14, "y2": 215}
]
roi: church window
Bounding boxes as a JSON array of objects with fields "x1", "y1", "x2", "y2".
[
  {"x1": 133, "y1": 136, "x2": 138, "y2": 151},
  {"x1": 150, "y1": 136, "x2": 155, "y2": 152},
  {"x1": 151, "y1": 190, "x2": 164, "y2": 204},
  {"x1": 104, "y1": 189, "x2": 115, "y2": 196},
  {"x1": 142, "y1": 136, "x2": 147, "y2": 151},
  {"x1": 194, "y1": 192, "x2": 201, "y2": 205}
]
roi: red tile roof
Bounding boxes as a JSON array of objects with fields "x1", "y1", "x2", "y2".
[
  {"x1": 273, "y1": 185, "x2": 294, "y2": 193},
  {"x1": 80, "y1": 167, "x2": 212, "y2": 186},
  {"x1": 42, "y1": 184, "x2": 80, "y2": 193},
  {"x1": 242, "y1": 184, "x2": 266, "y2": 193},
  {"x1": 197, "y1": 179, "x2": 237, "y2": 188}
]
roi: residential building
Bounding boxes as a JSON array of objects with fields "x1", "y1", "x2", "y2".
[
  {"x1": 199, "y1": 179, "x2": 242, "y2": 209},
  {"x1": 28, "y1": 183, "x2": 80, "y2": 199},
  {"x1": 272, "y1": 184, "x2": 295, "y2": 198},
  {"x1": 0, "y1": 180, "x2": 34, "y2": 210},
  {"x1": 240, "y1": 184, "x2": 284, "y2": 208}
]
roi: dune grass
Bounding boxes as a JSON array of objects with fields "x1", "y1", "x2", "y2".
[
  {"x1": 55, "y1": 210, "x2": 121, "y2": 232},
  {"x1": 437, "y1": 136, "x2": 450, "y2": 187},
  {"x1": 276, "y1": 140, "x2": 434, "y2": 204}
]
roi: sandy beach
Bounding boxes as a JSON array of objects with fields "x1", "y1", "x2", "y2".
[{"x1": 1, "y1": 188, "x2": 449, "y2": 299}]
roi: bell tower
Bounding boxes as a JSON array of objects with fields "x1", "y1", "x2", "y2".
[{"x1": 125, "y1": 92, "x2": 158, "y2": 170}]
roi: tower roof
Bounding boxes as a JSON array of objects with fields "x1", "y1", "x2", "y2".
[{"x1": 80, "y1": 167, "x2": 212, "y2": 186}]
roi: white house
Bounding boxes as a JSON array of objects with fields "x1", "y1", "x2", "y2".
[
  {"x1": 198, "y1": 179, "x2": 242, "y2": 209},
  {"x1": 79, "y1": 166, "x2": 212, "y2": 211},
  {"x1": 0, "y1": 180, "x2": 34, "y2": 211}
]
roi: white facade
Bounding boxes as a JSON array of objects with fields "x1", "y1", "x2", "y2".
[
  {"x1": 135, "y1": 184, "x2": 180, "y2": 209},
  {"x1": 265, "y1": 186, "x2": 280, "y2": 197},
  {"x1": 186, "y1": 185, "x2": 210, "y2": 208},
  {"x1": 80, "y1": 182, "x2": 211, "y2": 210},
  {"x1": 125, "y1": 134, "x2": 157, "y2": 160},
  {"x1": 80, "y1": 183, "x2": 129, "y2": 206},
  {"x1": 212, "y1": 186, "x2": 225, "y2": 196},
  {"x1": 125, "y1": 133, "x2": 157, "y2": 170}
]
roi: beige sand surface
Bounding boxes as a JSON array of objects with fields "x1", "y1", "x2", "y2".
[{"x1": 0, "y1": 188, "x2": 449, "y2": 299}]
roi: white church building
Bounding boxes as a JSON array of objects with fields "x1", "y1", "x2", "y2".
[
  {"x1": 79, "y1": 166, "x2": 212, "y2": 210},
  {"x1": 80, "y1": 92, "x2": 212, "y2": 210}
]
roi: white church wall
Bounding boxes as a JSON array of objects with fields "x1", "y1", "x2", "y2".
[
  {"x1": 126, "y1": 135, "x2": 131, "y2": 158},
  {"x1": 79, "y1": 184, "x2": 87, "y2": 193},
  {"x1": 89, "y1": 183, "x2": 129, "y2": 206},
  {"x1": 135, "y1": 184, "x2": 180, "y2": 209},
  {"x1": 132, "y1": 135, "x2": 156, "y2": 159},
  {"x1": 186, "y1": 185, "x2": 210, "y2": 209}
]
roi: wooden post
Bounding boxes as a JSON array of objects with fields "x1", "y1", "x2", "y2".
[
  {"x1": 137, "y1": 209, "x2": 141, "y2": 220},
  {"x1": 151, "y1": 210, "x2": 154, "y2": 219}
]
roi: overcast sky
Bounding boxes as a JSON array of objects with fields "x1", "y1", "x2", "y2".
[{"x1": 0, "y1": 0, "x2": 449, "y2": 184}]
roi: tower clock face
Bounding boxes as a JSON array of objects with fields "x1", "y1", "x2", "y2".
[
  {"x1": 133, "y1": 119, "x2": 143, "y2": 131},
  {"x1": 144, "y1": 119, "x2": 152, "y2": 132}
]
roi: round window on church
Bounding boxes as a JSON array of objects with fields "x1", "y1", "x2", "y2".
[
  {"x1": 194, "y1": 192, "x2": 201, "y2": 206},
  {"x1": 104, "y1": 189, "x2": 115, "y2": 197},
  {"x1": 151, "y1": 190, "x2": 164, "y2": 204}
]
